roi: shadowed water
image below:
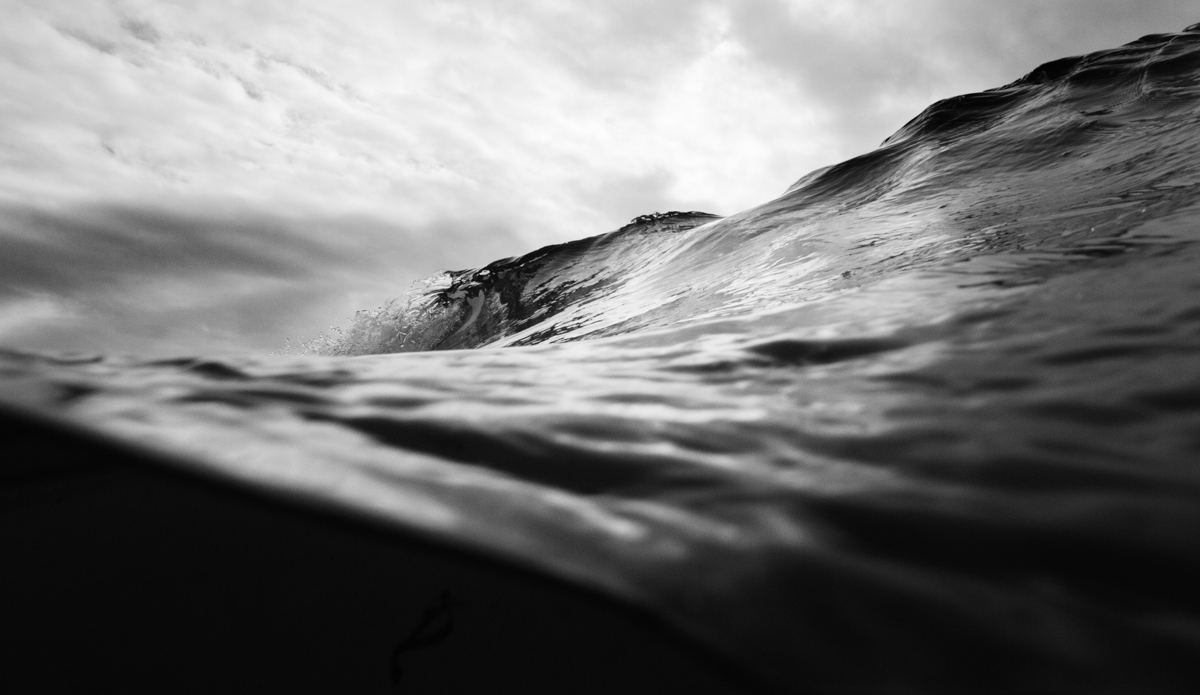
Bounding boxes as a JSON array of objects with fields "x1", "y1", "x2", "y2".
[{"x1": 6, "y1": 26, "x2": 1200, "y2": 694}]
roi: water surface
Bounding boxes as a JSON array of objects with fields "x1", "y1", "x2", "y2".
[{"x1": 6, "y1": 26, "x2": 1200, "y2": 694}]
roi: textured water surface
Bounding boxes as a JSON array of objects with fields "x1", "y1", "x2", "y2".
[{"x1": 6, "y1": 26, "x2": 1200, "y2": 694}]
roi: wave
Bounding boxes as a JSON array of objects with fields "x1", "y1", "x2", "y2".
[
  {"x1": 7, "y1": 24, "x2": 1200, "y2": 694},
  {"x1": 317, "y1": 211, "x2": 723, "y2": 354},
  {"x1": 327, "y1": 26, "x2": 1200, "y2": 362}
]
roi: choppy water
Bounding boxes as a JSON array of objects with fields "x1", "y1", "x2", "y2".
[{"x1": 7, "y1": 26, "x2": 1200, "y2": 693}]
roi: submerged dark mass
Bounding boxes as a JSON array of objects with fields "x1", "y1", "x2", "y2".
[{"x1": 6, "y1": 25, "x2": 1200, "y2": 694}]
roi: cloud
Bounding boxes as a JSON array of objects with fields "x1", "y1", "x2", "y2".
[
  {"x1": 721, "y1": 0, "x2": 1200, "y2": 156},
  {"x1": 0, "y1": 207, "x2": 313, "y2": 293},
  {"x1": 0, "y1": 0, "x2": 824, "y2": 238},
  {"x1": 0, "y1": 204, "x2": 523, "y2": 356}
]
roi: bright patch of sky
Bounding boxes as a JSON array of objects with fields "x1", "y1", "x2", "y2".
[{"x1": 0, "y1": 0, "x2": 1195, "y2": 355}]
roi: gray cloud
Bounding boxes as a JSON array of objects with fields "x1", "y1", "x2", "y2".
[
  {"x1": 0, "y1": 207, "x2": 314, "y2": 293},
  {"x1": 724, "y1": 0, "x2": 1200, "y2": 154},
  {"x1": 0, "y1": 204, "x2": 524, "y2": 356},
  {"x1": 486, "y1": 0, "x2": 718, "y2": 92},
  {"x1": 583, "y1": 168, "x2": 721, "y2": 223},
  {"x1": 120, "y1": 17, "x2": 162, "y2": 44}
]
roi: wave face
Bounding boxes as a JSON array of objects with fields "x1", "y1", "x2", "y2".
[
  {"x1": 7, "y1": 26, "x2": 1200, "y2": 693},
  {"x1": 321, "y1": 210, "x2": 724, "y2": 354}
]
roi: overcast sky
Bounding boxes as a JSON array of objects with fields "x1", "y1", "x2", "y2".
[{"x1": 0, "y1": 0, "x2": 1196, "y2": 356}]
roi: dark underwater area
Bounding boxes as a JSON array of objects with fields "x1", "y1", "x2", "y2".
[{"x1": 6, "y1": 24, "x2": 1200, "y2": 694}]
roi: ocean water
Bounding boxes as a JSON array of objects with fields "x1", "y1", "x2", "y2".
[{"x1": 6, "y1": 26, "x2": 1200, "y2": 694}]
